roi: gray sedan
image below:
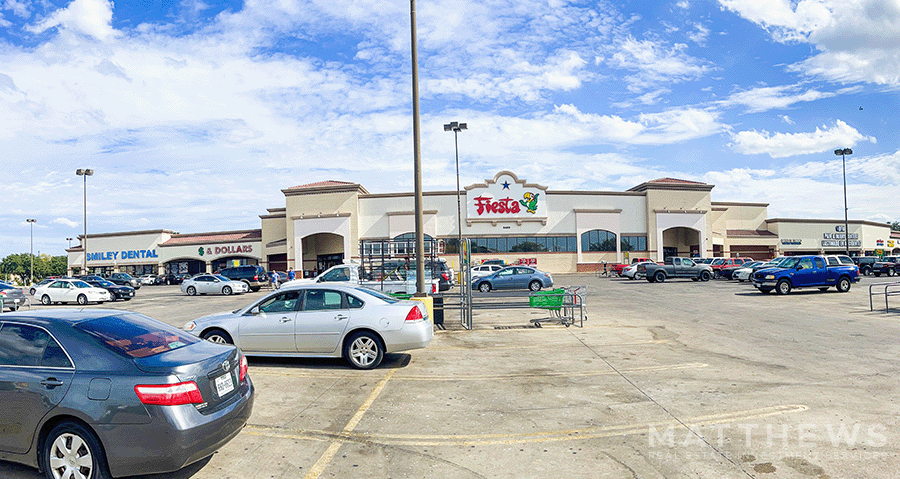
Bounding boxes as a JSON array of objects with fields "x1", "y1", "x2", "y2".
[
  {"x1": 0, "y1": 283, "x2": 27, "y2": 311},
  {"x1": 0, "y1": 309, "x2": 254, "y2": 479},
  {"x1": 471, "y1": 266, "x2": 554, "y2": 292},
  {"x1": 181, "y1": 274, "x2": 249, "y2": 296},
  {"x1": 183, "y1": 284, "x2": 434, "y2": 369}
]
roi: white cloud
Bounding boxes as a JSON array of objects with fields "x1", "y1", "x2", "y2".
[
  {"x1": 52, "y1": 217, "x2": 79, "y2": 228},
  {"x1": 720, "y1": 84, "x2": 837, "y2": 113},
  {"x1": 607, "y1": 36, "x2": 712, "y2": 92},
  {"x1": 29, "y1": 0, "x2": 118, "y2": 41},
  {"x1": 719, "y1": 0, "x2": 900, "y2": 87},
  {"x1": 688, "y1": 23, "x2": 709, "y2": 45},
  {"x1": 550, "y1": 104, "x2": 726, "y2": 145},
  {"x1": 729, "y1": 120, "x2": 875, "y2": 157},
  {"x1": 779, "y1": 115, "x2": 795, "y2": 125}
]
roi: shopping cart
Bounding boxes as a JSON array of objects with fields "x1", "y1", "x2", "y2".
[{"x1": 529, "y1": 286, "x2": 586, "y2": 327}]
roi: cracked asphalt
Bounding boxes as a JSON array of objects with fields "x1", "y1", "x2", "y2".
[{"x1": 2, "y1": 273, "x2": 898, "y2": 478}]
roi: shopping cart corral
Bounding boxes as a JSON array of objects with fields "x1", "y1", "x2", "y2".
[{"x1": 528, "y1": 286, "x2": 586, "y2": 327}]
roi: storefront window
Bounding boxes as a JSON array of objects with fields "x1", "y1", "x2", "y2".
[
  {"x1": 621, "y1": 235, "x2": 647, "y2": 251},
  {"x1": 581, "y1": 230, "x2": 617, "y2": 252},
  {"x1": 466, "y1": 236, "x2": 576, "y2": 253}
]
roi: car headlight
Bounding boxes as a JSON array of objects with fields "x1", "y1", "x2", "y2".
[
  {"x1": 184, "y1": 321, "x2": 196, "y2": 331},
  {"x1": 764, "y1": 275, "x2": 775, "y2": 280}
]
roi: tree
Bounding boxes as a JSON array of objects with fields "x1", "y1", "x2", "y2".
[
  {"x1": 0, "y1": 253, "x2": 68, "y2": 284},
  {"x1": 892, "y1": 221, "x2": 899, "y2": 231}
]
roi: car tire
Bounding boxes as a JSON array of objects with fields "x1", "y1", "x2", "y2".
[
  {"x1": 222, "y1": 286, "x2": 232, "y2": 295},
  {"x1": 861, "y1": 266, "x2": 871, "y2": 276},
  {"x1": 76, "y1": 294, "x2": 88, "y2": 305},
  {"x1": 345, "y1": 331, "x2": 384, "y2": 370},
  {"x1": 636, "y1": 273, "x2": 644, "y2": 280},
  {"x1": 654, "y1": 271, "x2": 666, "y2": 283},
  {"x1": 42, "y1": 421, "x2": 111, "y2": 479},
  {"x1": 529, "y1": 280, "x2": 542, "y2": 292},
  {"x1": 30, "y1": 287, "x2": 36, "y2": 296},
  {"x1": 776, "y1": 280, "x2": 791, "y2": 295},
  {"x1": 837, "y1": 277, "x2": 852, "y2": 293},
  {"x1": 41, "y1": 295, "x2": 51, "y2": 305},
  {"x1": 202, "y1": 329, "x2": 233, "y2": 344},
  {"x1": 889, "y1": 268, "x2": 896, "y2": 277},
  {"x1": 712, "y1": 270, "x2": 720, "y2": 280},
  {"x1": 700, "y1": 271, "x2": 711, "y2": 281},
  {"x1": 478, "y1": 282, "x2": 491, "y2": 293},
  {"x1": 186, "y1": 286, "x2": 197, "y2": 296}
]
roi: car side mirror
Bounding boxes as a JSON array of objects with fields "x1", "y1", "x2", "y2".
[{"x1": 249, "y1": 306, "x2": 260, "y2": 315}]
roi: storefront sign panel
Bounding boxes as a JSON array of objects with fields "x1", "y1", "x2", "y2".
[
  {"x1": 467, "y1": 173, "x2": 548, "y2": 220},
  {"x1": 87, "y1": 249, "x2": 158, "y2": 262}
]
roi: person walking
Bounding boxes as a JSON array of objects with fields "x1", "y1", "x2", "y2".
[{"x1": 288, "y1": 268, "x2": 295, "y2": 281}]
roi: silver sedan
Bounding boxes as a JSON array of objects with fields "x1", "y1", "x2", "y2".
[
  {"x1": 183, "y1": 284, "x2": 434, "y2": 369},
  {"x1": 180, "y1": 274, "x2": 249, "y2": 296}
]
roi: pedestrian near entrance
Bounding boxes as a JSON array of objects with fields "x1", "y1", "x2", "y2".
[{"x1": 288, "y1": 268, "x2": 295, "y2": 281}]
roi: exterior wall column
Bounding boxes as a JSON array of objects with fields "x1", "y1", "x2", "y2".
[{"x1": 205, "y1": 261, "x2": 212, "y2": 273}]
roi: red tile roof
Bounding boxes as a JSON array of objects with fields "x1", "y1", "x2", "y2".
[
  {"x1": 648, "y1": 177, "x2": 708, "y2": 185},
  {"x1": 287, "y1": 180, "x2": 358, "y2": 189},
  {"x1": 160, "y1": 230, "x2": 261, "y2": 246}
]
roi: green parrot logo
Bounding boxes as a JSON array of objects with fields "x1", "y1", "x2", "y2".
[{"x1": 520, "y1": 192, "x2": 539, "y2": 214}]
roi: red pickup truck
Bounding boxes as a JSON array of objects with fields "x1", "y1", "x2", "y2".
[{"x1": 613, "y1": 257, "x2": 654, "y2": 276}]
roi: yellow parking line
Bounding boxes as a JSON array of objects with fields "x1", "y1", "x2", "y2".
[
  {"x1": 250, "y1": 362, "x2": 707, "y2": 381},
  {"x1": 302, "y1": 369, "x2": 395, "y2": 479},
  {"x1": 247, "y1": 404, "x2": 807, "y2": 447}
]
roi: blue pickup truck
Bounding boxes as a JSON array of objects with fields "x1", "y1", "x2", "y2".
[{"x1": 752, "y1": 255, "x2": 859, "y2": 294}]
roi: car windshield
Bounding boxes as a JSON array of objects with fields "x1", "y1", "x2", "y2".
[
  {"x1": 711, "y1": 259, "x2": 725, "y2": 265},
  {"x1": 780, "y1": 258, "x2": 801, "y2": 269},
  {"x1": 213, "y1": 275, "x2": 230, "y2": 281},
  {"x1": 73, "y1": 280, "x2": 93, "y2": 288},
  {"x1": 76, "y1": 313, "x2": 200, "y2": 359},
  {"x1": 96, "y1": 280, "x2": 115, "y2": 287}
]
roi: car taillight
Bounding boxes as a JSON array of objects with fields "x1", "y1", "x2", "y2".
[
  {"x1": 442, "y1": 272, "x2": 449, "y2": 281},
  {"x1": 134, "y1": 381, "x2": 203, "y2": 406},
  {"x1": 239, "y1": 355, "x2": 248, "y2": 382},
  {"x1": 405, "y1": 305, "x2": 423, "y2": 321}
]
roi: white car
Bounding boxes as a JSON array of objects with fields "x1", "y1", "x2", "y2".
[
  {"x1": 623, "y1": 261, "x2": 655, "y2": 279},
  {"x1": 34, "y1": 279, "x2": 112, "y2": 305},
  {"x1": 733, "y1": 261, "x2": 779, "y2": 282},
  {"x1": 139, "y1": 274, "x2": 158, "y2": 285},
  {"x1": 181, "y1": 274, "x2": 249, "y2": 296},
  {"x1": 471, "y1": 264, "x2": 503, "y2": 278},
  {"x1": 183, "y1": 283, "x2": 433, "y2": 369}
]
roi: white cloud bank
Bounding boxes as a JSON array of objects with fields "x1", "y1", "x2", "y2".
[{"x1": 729, "y1": 120, "x2": 875, "y2": 157}]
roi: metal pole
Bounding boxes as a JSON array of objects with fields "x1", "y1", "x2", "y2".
[
  {"x1": 842, "y1": 152, "x2": 850, "y2": 257},
  {"x1": 454, "y1": 129, "x2": 462, "y2": 281},
  {"x1": 27, "y1": 219, "x2": 36, "y2": 285},
  {"x1": 83, "y1": 173, "x2": 88, "y2": 273},
  {"x1": 410, "y1": 0, "x2": 425, "y2": 294}
]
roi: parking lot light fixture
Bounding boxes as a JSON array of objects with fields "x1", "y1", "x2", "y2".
[
  {"x1": 444, "y1": 121, "x2": 467, "y2": 272},
  {"x1": 834, "y1": 148, "x2": 852, "y2": 257},
  {"x1": 27, "y1": 219, "x2": 36, "y2": 285},
  {"x1": 76, "y1": 168, "x2": 94, "y2": 273}
]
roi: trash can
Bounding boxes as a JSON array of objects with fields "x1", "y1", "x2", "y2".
[{"x1": 432, "y1": 295, "x2": 444, "y2": 325}]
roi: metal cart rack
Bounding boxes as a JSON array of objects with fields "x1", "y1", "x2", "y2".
[{"x1": 528, "y1": 286, "x2": 586, "y2": 327}]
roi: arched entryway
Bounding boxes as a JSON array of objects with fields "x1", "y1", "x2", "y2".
[
  {"x1": 302, "y1": 232, "x2": 345, "y2": 278},
  {"x1": 662, "y1": 227, "x2": 702, "y2": 260}
]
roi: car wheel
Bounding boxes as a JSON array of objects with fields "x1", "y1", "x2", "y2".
[
  {"x1": 889, "y1": 268, "x2": 896, "y2": 277},
  {"x1": 776, "y1": 280, "x2": 791, "y2": 295},
  {"x1": 478, "y1": 282, "x2": 491, "y2": 293},
  {"x1": 654, "y1": 271, "x2": 666, "y2": 283},
  {"x1": 345, "y1": 331, "x2": 384, "y2": 370},
  {"x1": 635, "y1": 273, "x2": 644, "y2": 280},
  {"x1": 202, "y1": 329, "x2": 233, "y2": 344},
  {"x1": 712, "y1": 270, "x2": 720, "y2": 279},
  {"x1": 837, "y1": 277, "x2": 852, "y2": 293},
  {"x1": 222, "y1": 286, "x2": 232, "y2": 295},
  {"x1": 861, "y1": 266, "x2": 871, "y2": 276},
  {"x1": 186, "y1": 286, "x2": 196, "y2": 296},
  {"x1": 30, "y1": 287, "x2": 36, "y2": 295},
  {"x1": 41, "y1": 295, "x2": 51, "y2": 305},
  {"x1": 43, "y1": 421, "x2": 111, "y2": 479},
  {"x1": 700, "y1": 271, "x2": 711, "y2": 281},
  {"x1": 529, "y1": 280, "x2": 542, "y2": 292}
]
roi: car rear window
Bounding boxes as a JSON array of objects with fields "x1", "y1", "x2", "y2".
[{"x1": 75, "y1": 313, "x2": 200, "y2": 359}]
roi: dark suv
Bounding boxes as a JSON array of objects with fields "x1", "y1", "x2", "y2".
[
  {"x1": 218, "y1": 265, "x2": 268, "y2": 292},
  {"x1": 853, "y1": 256, "x2": 881, "y2": 276},
  {"x1": 105, "y1": 272, "x2": 141, "y2": 289},
  {"x1": 872, "y1": 256, "x2": 900, "y2": 277}
]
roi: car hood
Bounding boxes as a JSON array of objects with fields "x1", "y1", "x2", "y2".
[
  {"x1": 755, "y1": 267, "x2": 788, "y2": 274},
  {"x1": 195, "y1": 310, "x2": 243, "y2": 324}
]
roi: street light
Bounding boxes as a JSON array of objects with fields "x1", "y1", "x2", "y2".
[
  {"x1": 76, "y1": 168, "x2": 94, "y2": 273},
  {"x1": 66, "y1": 237, "x2": 73, "y2": 249},
  {"x1": 26, "y1": 219, "x2": 36, "y2": 285},
  {"x1": 834, "y1": 148, "x2": 852, "y2": 257},
  {"x1": 444, "y1": 121, "x2": 467, "y2": 276}
]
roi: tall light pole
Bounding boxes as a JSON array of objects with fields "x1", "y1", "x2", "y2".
[
  {"x1": 834, "y1": 148, "x2": 852, "y2": 257},
  {"x1": 66, "y1": 237, "x2": 73, "y2": 249},
  {"x1": 27, "y1": 219, "x2": 36, "y2": 285},
  {"x1": 76, "y1": 168, "x2": 94, "y2": 273},
  {"x1": 409, "y1": 0, "x2": 425, "y2": 294},
  {"x1": 444, "y1": 121, "x2": 467, "y2": 277}
]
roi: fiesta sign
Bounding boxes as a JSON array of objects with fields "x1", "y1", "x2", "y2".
[{"x1": 467, "y1": 172, "x2": 548, "y2": 219}]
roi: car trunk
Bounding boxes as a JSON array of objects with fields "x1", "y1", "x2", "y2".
[{"x1": 133, "y1": 340, "x2": 240, "y2": 413}]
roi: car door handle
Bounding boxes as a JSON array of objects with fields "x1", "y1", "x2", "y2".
[
  {"x1": 41, "y1": 378, "x2": 64, "y2": 388},
  {"x1": 335, "y1": 314, "x2": 348, "y2": 321},
  {"x1": 280, "y1": 317, "x2": 293, "y2": 323}
]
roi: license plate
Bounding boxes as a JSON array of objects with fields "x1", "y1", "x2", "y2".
[{"x1": 214, "y1": 373, "x2": 234, "y2": 397}]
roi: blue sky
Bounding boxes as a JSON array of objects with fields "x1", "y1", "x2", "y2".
[{"x1": 2, "y1": 0, "x2": 899, "y2": 259}]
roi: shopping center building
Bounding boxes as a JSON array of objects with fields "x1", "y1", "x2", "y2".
[{"x1": 67, "y1": 171, "x2": 899, "y2": 276}]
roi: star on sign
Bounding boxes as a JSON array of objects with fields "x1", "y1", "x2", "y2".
[{"x1": 501, "y1": 181, "x2": 510, "y2": 189}]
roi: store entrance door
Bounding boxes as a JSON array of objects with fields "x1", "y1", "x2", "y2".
[
  {"x1": 663, "y1": 247, "x2": 678, "y2": 260},
  {"x1": 316, "y1": 254, "x2": 344, "y2": 275}
]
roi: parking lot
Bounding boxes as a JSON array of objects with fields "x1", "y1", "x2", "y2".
[{"x1": 3, "y1": 274, "x2": 900, "y2": 478}]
